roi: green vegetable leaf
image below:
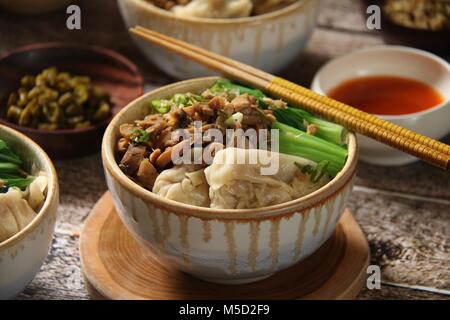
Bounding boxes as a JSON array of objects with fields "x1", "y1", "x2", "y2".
[
  {"x1": 295, "y1": 160, "x2": 330, "y2": 183},
  {"x1": 210, "y1": 80, "x2": 268, "y2": 108},
  {"x1": 0, "y1": 139, "x2": 22, "y2": 165},
  {"x1": 131, "y1": 129, "x2": 150, "y2": 144},
  {"x1": 0, "y1": 177, "x2": 35, "y2": 190}
]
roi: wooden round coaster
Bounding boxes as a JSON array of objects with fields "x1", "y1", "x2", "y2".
[{"x1": 80, "y1": 192, "x2": 369, "y2": 300}]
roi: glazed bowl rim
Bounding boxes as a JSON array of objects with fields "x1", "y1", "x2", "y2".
[
  {"x1": 0, "y1": 124, "x2": 58, "y2": 250},
  {"x1": 102, "y1": 77, "x2": 358, "y2": 220},
  {"x1": 124, "y1": 0, "x2": 315, "y2": 25},
  {"x1": 311, "y1": 45, "x2": 450, "y2": 121}
]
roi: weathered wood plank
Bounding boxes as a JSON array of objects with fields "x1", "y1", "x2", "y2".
[
  {"x1": 354, "y1": 136, "x2": 450, "y2": 199},
  {"x1": 53, "y1": 154, "x2": 107, "y2": 232},
  {"x1": 357, "y1": 286, "x2": 450, "y2": 300},
  {"x1": 349, "y1": 190, "x2": 450, "y2": 291},
  {"x1": 318, "y1": 0, "x2": 371, "y2": 33},
  {"x1": 279, "y1": 27, "x2": 383, "y2": 87},
  {"x1": 16, "y1": 232, "x2": 88, "y2": 300}
]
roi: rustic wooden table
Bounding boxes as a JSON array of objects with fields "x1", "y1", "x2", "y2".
[{"x1": 1, "y1": 0, "x2": 448, "y2": 300}]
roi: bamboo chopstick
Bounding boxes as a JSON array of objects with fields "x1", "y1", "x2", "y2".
[
  {"x1": 134, "y1": 26, "x2": 450, "y2": 159},
  {"x1": 129, "y1": 26, "x2": 450, "y2": 170}
]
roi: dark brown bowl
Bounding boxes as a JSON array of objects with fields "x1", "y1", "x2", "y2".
[
  {"x1": 0, "y1": 43, "x2": 144, "y2": 159},
  {"x1": 361, "y1": 0, "x2": 450, "y2": 54}
]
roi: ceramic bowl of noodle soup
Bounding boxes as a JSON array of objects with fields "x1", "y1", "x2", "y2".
[
  {"x1": 0, "y1": 125, "x2": 59, "y2": 299},
  {"x1": 102, "y1": 77, "x2": 358, "y2": 284}
]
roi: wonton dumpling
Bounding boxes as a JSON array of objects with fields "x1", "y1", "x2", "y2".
[
  {"x1": 172, "y1": 0, "x2": 253, "y2": 18},
  {"x1": 0, "y1": 188, "x2": 37, "y2": 243},
  {"x1": 153, "y1": 165, "x2": 210, "y2": 207},
  {"x1": 26, "y1": 175, "x2": 48, "y2": 211},
  {"x1": 204, "y1": 148, "x2": 329, "y2": 209}
]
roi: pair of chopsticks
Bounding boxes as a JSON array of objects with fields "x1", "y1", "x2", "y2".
[{"x1": 129, "y1": 26, "x2": 450, "y2": 170}]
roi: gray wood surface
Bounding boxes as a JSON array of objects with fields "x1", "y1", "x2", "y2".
[{"x1": 0, "y1": 0, "x2": 448, "y2": 300}]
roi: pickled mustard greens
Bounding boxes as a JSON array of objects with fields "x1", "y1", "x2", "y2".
[{"x1": 5, "y1": 67, "x2": 112, "y2": 130}]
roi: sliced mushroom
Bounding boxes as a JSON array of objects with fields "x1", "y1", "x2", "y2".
[
  {"x1": 231, "y1": 94, "x2": 256, "y2": 111},
  {"x1": 155, "y1": 146, "x2": 173, "y2": 169},
  {"x1": 208, "y1": 96, "x2": 227, "y2": 110},
  {"x1": 137, "y1": 159, "x2": 158, "y2": 189},
  {"x1": 149, "y1": 148, "x2": 162, "y2": 164},
  {"x1": 119, "y1": 123, "x2": 136, "y2": 138},
  {"x1": 117, "y1": 137, "x2": 130, "y2": 155},
  {"x1": 119, "y1": 145, "x2": 146, "y2": 175}
]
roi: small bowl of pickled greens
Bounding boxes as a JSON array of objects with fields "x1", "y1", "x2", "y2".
[
  {"x1": 0, "y1": 43, "x2": 144, "y2": 158},
  {"x1": 5, "y1": 67, "x2": 112, "y2": 131}
]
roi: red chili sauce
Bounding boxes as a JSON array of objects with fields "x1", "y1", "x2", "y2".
[{"x1": 328, "y1": 76, "x2": 444, "y2": 116}]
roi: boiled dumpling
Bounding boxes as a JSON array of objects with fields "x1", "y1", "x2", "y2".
[
  {"x1": 0, "y1": 188, "x2": 37, "y2": 243},
  {"x1": 153, "y1": 165, "x2": 210, "y2": 207},
  {"x1": 26, "y1": 175, "x2": 48, "y2": 211},
  {"x1": 204, "y1": 148, "x2": 329, "y2": 209},
  {"x1": 172, "y1": 0, "x2": 253, "y2": 18}
]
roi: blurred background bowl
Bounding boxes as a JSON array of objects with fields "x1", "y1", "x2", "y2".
[
  {"x1": 0, "y1": 124, "x2": 59, "y2": 299},
  {"x1": 361, "y1": 0, "x2": 450, "y2": 54},
  {"x1": 118, "y1": 0, "x2": 320, "y2": 79},
  {"x1": 0, "y1": 43, "x2": 144, "y2": 159},
  {"x1": 0, "y1": 0, "x2": 74, "y2": 15}
]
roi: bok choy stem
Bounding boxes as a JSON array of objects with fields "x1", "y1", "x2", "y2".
[
  {"x1": 273, "y1": 107, "x2": 347, "y2": 146},
  {"x1": 273, "y1": 122, "x2": 348, "y2": 176}
]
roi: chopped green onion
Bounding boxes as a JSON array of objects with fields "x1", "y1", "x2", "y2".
[
  {"x1": 130, "y1": 129, "x2": 150, "y2": 144},
  {"x1": 150, "y1": 100, "x2": 172, "y2": 114},
  {"x1": 173, "y1": 94, "x2": 189, "y2": 105}
]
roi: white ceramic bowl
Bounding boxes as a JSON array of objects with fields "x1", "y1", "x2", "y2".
[
  {"x1": 311, "y1": 46, "x2": 450, "y2": 166},
  {"x1": 118, "y1": 0, "x2": 320, "y2": 79},
  {"x1": 0, "y1": 125, "x2": 59, "y2": 299},
  {"x1": 102, "y1": 77, "x2": 358, "y2": 284}
]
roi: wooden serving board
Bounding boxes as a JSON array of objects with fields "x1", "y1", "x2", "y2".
[{"x1": 80, "y1": 192, "x2": 370, "y2": 300}]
